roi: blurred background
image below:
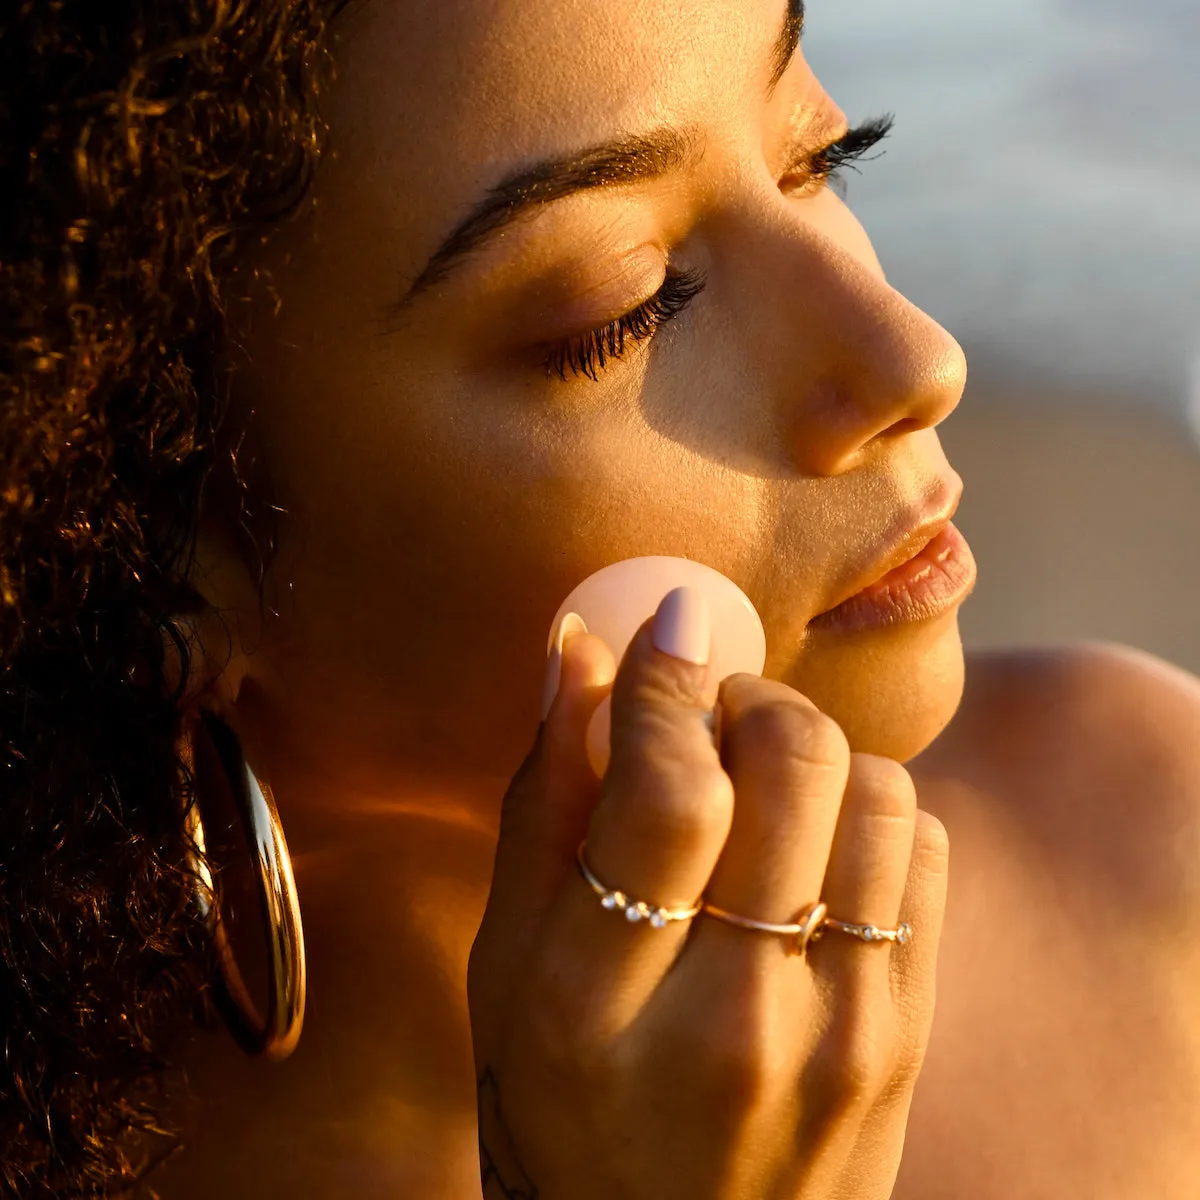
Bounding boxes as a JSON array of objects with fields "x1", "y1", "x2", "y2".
[{"x1": 806, "y1": 0, "x2": 1200, "y2": 674}]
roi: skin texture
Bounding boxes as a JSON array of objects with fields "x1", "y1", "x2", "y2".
[
  {"x1": 155, "y1": 1, "x2": 1200, "y2": 1197},
  {"x1": 180, "y1": 0, "x2": 972, "y2": 1189},
  {"x1": 205, "y1": 0, "x2": 969, "y2": 808}
]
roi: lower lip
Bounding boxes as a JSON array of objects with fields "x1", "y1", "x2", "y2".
[{"x1": 809, "y1": 521, "x2": 978, "y2": 635}]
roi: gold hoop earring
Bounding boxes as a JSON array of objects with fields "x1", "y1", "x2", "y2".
[{"x1": 182, "y1": 709, "x2": 307, "y2": 1061}]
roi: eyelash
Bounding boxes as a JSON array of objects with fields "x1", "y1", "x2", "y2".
[
  {"x1": 803, "y1": 113, "x2": 895, "y2": 194},
  {"x1": 543, "y1": 114, "x2": 895, "y2": 384},
  {"x1": 543, "y1": 268, "x2": 708, "y2": 383}
]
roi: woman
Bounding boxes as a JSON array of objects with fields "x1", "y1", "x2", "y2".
[{"x1": 3, "y1": 0, "x2": 1199, "y2": 1196}]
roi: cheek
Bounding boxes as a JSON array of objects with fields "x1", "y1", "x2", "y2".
[{"x1": 411, "y1": 396, "x2": 761, "y2": 582}]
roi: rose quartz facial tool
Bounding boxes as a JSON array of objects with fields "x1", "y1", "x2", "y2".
[{"x1": 547, "y1": 556, "x2": 766, "y2": 777}]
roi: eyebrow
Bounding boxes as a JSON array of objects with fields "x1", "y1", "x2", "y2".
[{"x1": 389, "y1": 0, "x2": 806, "y2": 319}]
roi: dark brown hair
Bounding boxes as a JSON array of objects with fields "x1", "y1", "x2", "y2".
[{"x1": 0, "y1": 1, "x2": 351, "y2": 1192}]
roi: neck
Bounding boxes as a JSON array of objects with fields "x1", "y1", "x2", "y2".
[{"x1": 258, "y1": 759, "x2": 503, "y2": 1088}]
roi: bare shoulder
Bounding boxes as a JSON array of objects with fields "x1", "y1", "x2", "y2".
[
  {"x1": 903, "y1": 646, "x2": 1200, "y2": 1200},
  {"x1": 962, "y1": 641, "x2": 1200, "y2": 774},
  {"x1": 930, "y1": 640, "x2": 1200, "y2": 776},
  {"x1": 928, "y1": 641, "x2": 1200, "y2": 926},
  {"x1": 964, "y1": 639, "x2": 1199, "y2": 744}
]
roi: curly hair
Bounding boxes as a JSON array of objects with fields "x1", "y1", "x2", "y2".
[{"x1": 0, "y1": 1, "x2": 353, "y2": 1192}]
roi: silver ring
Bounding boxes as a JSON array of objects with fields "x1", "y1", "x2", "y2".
[{"x1": 576, "y1": 842, "x2": 703, "y2": 929}]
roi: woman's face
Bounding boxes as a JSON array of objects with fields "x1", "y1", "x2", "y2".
[{"x1": 212, "y1": 0, "x2": 973, "y2": 807}]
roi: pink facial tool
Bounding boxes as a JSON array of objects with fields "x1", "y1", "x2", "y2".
[{"x1": 546, "y1": 556, "x2": 767, "y2": 778}]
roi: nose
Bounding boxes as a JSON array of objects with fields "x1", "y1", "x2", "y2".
[{"x1": 745, "y1": 216, "x2": 967, "y2": 477}]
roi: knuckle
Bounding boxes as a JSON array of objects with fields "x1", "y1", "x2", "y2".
[
  {"x1": 719, "y1": 672, "x2": 817, "y2": 712},
  {"x1": 700, "y1": 1007, "x2": 786, "y2": 1107},
  {"x1": 737, "y1": 701, "x2": 850, "y2": 775},
  {"x1": 655, "y1": 773, "x2": 736, "y2": 851},
  {"x1": 619, "y1": 685, "x2": 718, "y2": 769},
  {"x1": 915, "y1": 809, "x2": 951, "y2": 866},
  {"x1": 888, "y1": 1024, "x2": 932, "y2": 1094},
  {"x1": 832, "y1": 1050, "x2": 885, "y2": 1111},
  {"x1": 678, "y1": 958, "x2": 793, "y2": 1106},
  {"x1": 609, "y1": 735, "x2": 735, "y2": 845},
  {"x1": 906, "y1": 810, "x2": 951, "y2": 903},
  {"x1": 626, "y1": 675, "x2": 711, "y2": 730},
  {"x1": 820, "y1": 1005, "x2": 898, "y2": 1112},
  {"x1": 846, "y1": 754, "x2": 918, "y2": 820}
]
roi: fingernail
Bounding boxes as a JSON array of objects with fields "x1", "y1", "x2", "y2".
[
  {"x1": 652, "y1": 586, "x2": 711, "y2": 666},
  {"x1": 541, "y1": 612, "x2": 588, "y2": 722}
]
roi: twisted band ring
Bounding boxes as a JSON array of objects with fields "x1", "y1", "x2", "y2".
[{"x1": 700, "y1": 899, "x2": 829, "y2": 956}]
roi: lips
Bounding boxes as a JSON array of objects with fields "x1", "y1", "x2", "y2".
[{"x1": 818, "y1": 478, "x2": 964, "y2": 615}]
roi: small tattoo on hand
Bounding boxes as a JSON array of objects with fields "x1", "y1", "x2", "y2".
[{"x1": 477, "y1": 1066, "x2": 539, "y2": 1199}]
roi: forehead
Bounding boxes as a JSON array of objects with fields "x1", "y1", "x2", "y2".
[
  {"x1": 305, "y1": 0, "x2": 815, "y2": 320},
  {"x1": 328, "y1": 0, "x2": 781, "y2": 180}
]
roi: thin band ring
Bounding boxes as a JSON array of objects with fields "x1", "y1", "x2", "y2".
[
  {"x1": 813, "y1": 917, "x2": 914, "y2": 946},
  {"x1": 576, "y1": 842, "x2": 915, "y2": 949},
  {"x1": 700, "y1": 900, "x2": 828, "y2": 957},
  {"x1": 576, "y1": 842, "x2": 704, "y2": 928}
]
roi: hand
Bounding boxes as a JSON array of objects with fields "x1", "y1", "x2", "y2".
[{"x1": 468, "y1": 588, "x2": 949, "y2": 1200}]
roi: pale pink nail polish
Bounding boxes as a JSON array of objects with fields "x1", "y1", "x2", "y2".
[{"x1": 652, "y1": 586, "x2": 710, "y2": 666}]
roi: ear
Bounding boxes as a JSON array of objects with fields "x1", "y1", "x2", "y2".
[{"x1": 170, "y1": 518, "x2": 264, "y2": 721}]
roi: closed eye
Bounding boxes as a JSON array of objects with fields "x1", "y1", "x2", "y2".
[
  {"x1": 542, "y1": 268, "x2": 707, "y2": 383},
  {"x1": 788, "y1": 114, "x2": 895, "y2": 197},
  {"x1": 541, "y1": 114, "x2": 895, "y2": 384}
]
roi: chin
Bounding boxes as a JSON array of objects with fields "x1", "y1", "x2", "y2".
[{"x1": 779, "y1": 611, "x2": 967, "y2": 764}]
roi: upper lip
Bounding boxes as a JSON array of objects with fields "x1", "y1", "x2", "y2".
[{"x1": 819, "y1": 479, "x2": 964, "y2": 614}]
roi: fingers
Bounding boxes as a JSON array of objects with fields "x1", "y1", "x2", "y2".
[
  {"x1": 474, "y1": 620, "x2": 620, "y2": 1052},
  {"x1": 802, "y1": 757, "x2": 938, "y2": 1135},
  {"x1": 808, "y1": 754, "x2": 918, "y2": 987},
  {"x1": 490, "y1": 625, "x2": 616, "y2": 922},
  {"x1": 526, "y1": 580, "x2": 942, "y2": 1060},
  {"x1": 887, "y1": 808, "x2": 949, "y2": 1060},
  {"x1": 523, "y1": 626, "x2": 619, "y2": 853},
  {"x1": 542, "y1": 590, "x2": 728, "y2": 1030},
  {"x1": 830, "y1": 810, "x2": 949, "y2": 1174},
  {"x1": 691, "y1": 675, "x2": 851, "y2": 959}
]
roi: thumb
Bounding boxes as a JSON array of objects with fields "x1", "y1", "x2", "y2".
[
  {"x1": 541, "y1": 622, "x2": 620, "y2": 784},
  {"x1": 491, "y1": 621, "x2": 618, "y2": 908}
]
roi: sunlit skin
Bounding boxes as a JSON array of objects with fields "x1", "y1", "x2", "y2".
[
  {"x1": 159, "y1": 1, "x2": 1200, "y2": 1197},
  {"x1": 207, "y1": 0, "x2": 969, "y2": 797}
]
